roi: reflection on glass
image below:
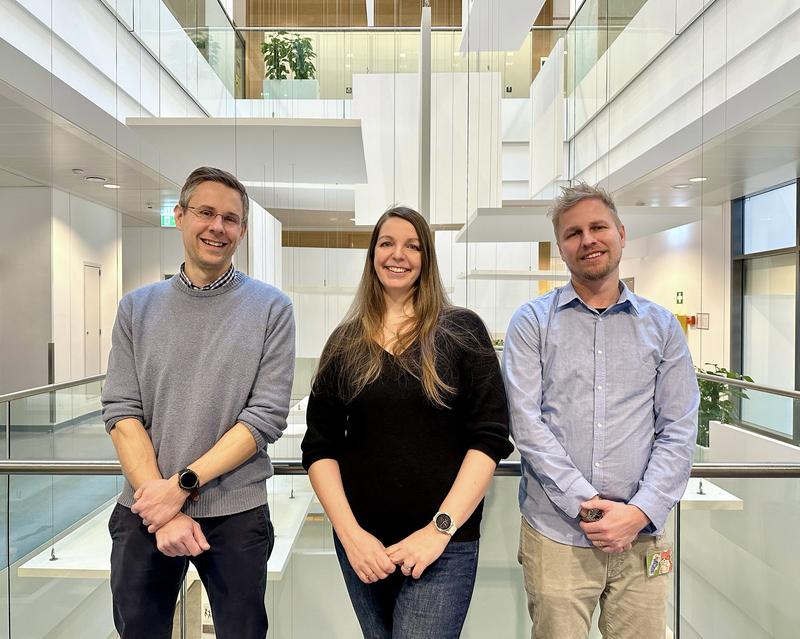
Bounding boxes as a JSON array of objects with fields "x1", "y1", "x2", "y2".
[
  {"x1": 679, "y1": 478, "x2": 800, "y2": 638},
  {"x1": 8, "y1": 474, "x2": 121, "y2": 638},
  {"x1": 743, "y1": 183, "x2": 797, "y2": 254},
  {"x1": 742, "y1": 254, "x2": 796, "y2": 437},
  {"x1": 9, "y1": 381, "x2": 113, "y2": 460}
]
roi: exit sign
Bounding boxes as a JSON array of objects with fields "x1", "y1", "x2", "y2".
[{"x1": 161, "y1": 213, "x2": 175, "y2": 227}]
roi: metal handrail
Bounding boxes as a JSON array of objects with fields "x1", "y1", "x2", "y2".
[
  {"x1": 1, "y1": 459, "x2": 799, "y2": 478},
  {"x1": 3, "y1": 372, "x2": 798, "y2": 405},
  {"x1": 0, "y1": 375, "x2": 105, "y2": 404},
  {"x1": 696, "y1": 372, "x2": 800, "y2": 401}
]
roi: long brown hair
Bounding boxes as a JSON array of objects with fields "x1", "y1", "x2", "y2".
[{"x1": 315, "y1": 206, "x2": 457, "y2": 407}]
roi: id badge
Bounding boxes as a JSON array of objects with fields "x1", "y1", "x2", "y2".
[{"x1": 645, "y1": 548, "x2": 673, "y2": 578}]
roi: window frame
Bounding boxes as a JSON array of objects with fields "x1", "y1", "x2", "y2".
[{"x1": 730, "y1": 179, "x2": 800, "y2": 446}]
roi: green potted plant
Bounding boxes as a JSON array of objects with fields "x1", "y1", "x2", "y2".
[
  {"x1": 288, "y1": 34, "x2": 316, "y2": 80},
  {"x1": 695, "y1": 363, "x2": 752, "y2": 447},
  {"x1": 261, "y1": 32, "x2": 319, "y2": 99}
]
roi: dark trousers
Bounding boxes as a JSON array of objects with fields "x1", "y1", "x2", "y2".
[
  {"x1": 109, "y1": 503, "x2": 274, "y2": 639},
  {"x1": 333, "y1": 534, "x2": 479, "y2": 639}
]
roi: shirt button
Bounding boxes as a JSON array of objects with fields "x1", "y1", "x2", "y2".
[
  {"x1": 594, "y1": 462, "x2": 601, "y2": 467},
  {"x1": 597, "y1": 423, "x2": 603, "y2": 428},
  {"x1": 597, "y1": 385, "x2": 602, "y2": 390},
  {"x1": 597, "y1": 350, "x2": 602, "y2": 354}
]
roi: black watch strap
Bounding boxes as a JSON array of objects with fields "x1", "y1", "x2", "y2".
[{"x1": 177, "y1": 467, "x2": 200, "y2": 500}]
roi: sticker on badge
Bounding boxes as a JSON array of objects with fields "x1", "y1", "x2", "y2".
[{"x1": 645, "y1": 548, "x2": 673, "y2": 578}]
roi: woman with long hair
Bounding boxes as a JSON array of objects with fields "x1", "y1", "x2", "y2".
[{"x1": 301, "y1": 206, "x2": 513, "y2": 638}]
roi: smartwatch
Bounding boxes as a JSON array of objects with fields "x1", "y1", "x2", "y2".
[
  {"x1": 432, "y1": 511, "x2": 458, "y2": 536},
  {"x1": 177, "y1": 467, "x2": 200, "y2": 500}
]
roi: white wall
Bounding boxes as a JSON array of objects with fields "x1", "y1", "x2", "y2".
[
  {"x1": 352, "y1": 72, "x2": 502, "y2": 225},
  {"x1": 0, "y1": 0, "x2": 219, "y2": 121},
  {"x1": 248, "y1": 202, "x2": 283, "y2": 288},
  {"x1": 51, "y1": 190, "x2": 121, "y2": 383},
  {"x1": 532, "y1": 0, "x2": 800, "y2": 197},
  {"x1": 619, "y1": 205, "x2": 727, "y2": 368},
  {"x1": 0, "y1": 187, "x2": 52, "y2": 394},
  {"x1": 283, "y1": 247, "x2": 366, "y2": 358},
  {"x1": 121, "y1": 227, "x2": 162, "y2": 294}
]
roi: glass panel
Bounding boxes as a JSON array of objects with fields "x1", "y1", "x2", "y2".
[
  {"x1": 266, "y1": 475, "x2": 676, "y2": 637},
  {"x1": 9, "y1": 381, "x2": 112, "y2": 460},
  {"x1": 743, "y1": 183, "x2": 797, "y2": 254},
  {"x1": 678, "y1": 478, "x2": 800, "y2": 637},
  {"x1": 8, "y1": 473, "x2": 123, "y2": 638},
  {"x1": 742, "y1": 254, "x2": 796, "y2": 438},
  {"x1": 0, "y1": 404, "x2": 7, "y2": 639}
]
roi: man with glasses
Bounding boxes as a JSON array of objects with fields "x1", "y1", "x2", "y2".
[
  {"x1": 102, "y1": 166, "x2": 295, "y2": 638},
  {"x1": 503, "y1": 182, "x2": 699, "y2": 639}
]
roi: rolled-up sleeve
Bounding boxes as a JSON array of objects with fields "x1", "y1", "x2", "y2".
[
  {"x1": 628, "y1": 316, "x2": 699, "y2": 532},
  {"x1": 301, "y1": 359, "x2": 348, "y2": 470},
  {"x1": 101, "y1": 295, "x2": 144, "y2": 432},
  {"x1": 237, "y1": 303, "x2": 296, "y2": 450},
  {"x1": 458, "y1": 313, "x2": 514, "y2": 463}
]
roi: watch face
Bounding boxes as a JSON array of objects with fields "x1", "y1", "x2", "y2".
[
  {"x1": 179, "y1": 469, "x2": 199, "y2": 490},
  {"x1": 435, "y1": 513, "x2": 452, "y2": 531}
]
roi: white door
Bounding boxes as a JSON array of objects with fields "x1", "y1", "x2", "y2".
[{"x1": 83, "y1": 265, "x2": 101, "y2": 376}]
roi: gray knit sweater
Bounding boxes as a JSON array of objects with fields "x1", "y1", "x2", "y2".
[{"x1": 101, "y1": 272, "x2": 295, "y2": 517}]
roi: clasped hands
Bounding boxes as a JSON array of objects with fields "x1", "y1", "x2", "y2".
[
  {"x1": 341, "y1": 523, "x2": 450, "y2": 584},
  {"x1": 578, "y1": 495, "x2": 649, "y2": 554},
  {"x1": 131, "y1": 477, "x2": 210, "y2": 558}
]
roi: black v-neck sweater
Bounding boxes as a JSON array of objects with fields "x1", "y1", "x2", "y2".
[{"x1": 302, "y1": 308, "x2": 513, "y2": 545}]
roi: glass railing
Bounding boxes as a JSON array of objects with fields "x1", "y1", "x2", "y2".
[
  {"x1": 235, "y1": 27, "x2": 563, "y2": 104},
  {"x1": 2, "y1": 374, "x2": 799, "y2": 637},
  {"x1": 565, "y1": 0, "x2": 676, "y2": 139}
]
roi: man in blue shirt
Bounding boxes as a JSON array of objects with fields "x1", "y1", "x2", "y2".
[{"x1": 503, "y1": 182, "x2": 699, "y2": 639}]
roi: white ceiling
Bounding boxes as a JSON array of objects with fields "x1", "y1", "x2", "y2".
[
  {"x1": 126, "y1": 117, "x2": 368, "y2": 189},
  {"x1": 0, "y1": 79, "x2": 178, "y2": 227},
  {"x1": 456, "y1": 204, "x2": 702, "y2": 243},
  {"x1": 614, "y1": 89, "x2": 800, "y2": 208}
]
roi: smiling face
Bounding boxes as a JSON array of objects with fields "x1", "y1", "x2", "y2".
[
  {"x1": 556, "y1": 197, "x2": 626, "y2": 286},
  {"x1": 372, "y1": 216, "x2": 423, "y2": 298},
  {"x1": 174, "y1": 181, "x2": 247, "y2": 283}
]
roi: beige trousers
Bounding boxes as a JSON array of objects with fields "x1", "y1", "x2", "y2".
[{"x1": 518, "y1": 517, "x2": 669, "y2": 639}]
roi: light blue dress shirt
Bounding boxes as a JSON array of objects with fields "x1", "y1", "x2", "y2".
[{"x1": 502, "y1": 281, "x2": 699, "y2": 547}]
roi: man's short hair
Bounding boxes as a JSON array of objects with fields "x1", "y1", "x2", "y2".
[
  {"x1": 549, "y1": 182, "x2": 621, "y2": 237},
  {"x1": 178, "y1": 166, "x2": 250, "y2": 225}
]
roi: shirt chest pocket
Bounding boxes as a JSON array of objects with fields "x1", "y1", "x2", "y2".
[{"x1": 608, "y1": 337, "x2": 660, "y2": 397}]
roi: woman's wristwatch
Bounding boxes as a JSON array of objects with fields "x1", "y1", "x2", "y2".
[{"x1": 433, "y1": 511, "x2": 458, "y2": 536}]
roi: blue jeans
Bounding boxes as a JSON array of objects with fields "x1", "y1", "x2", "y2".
[
  {"x1": 109, "y1": 503, "x2": 274, "y2": 639},
  {"x1": 334, "y1": 534, "x2": 479, "y2": 639}
]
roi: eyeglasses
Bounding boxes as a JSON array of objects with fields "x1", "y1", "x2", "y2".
[{"x1": 185, "y1": 206, "x2": 243, "y2": 229}]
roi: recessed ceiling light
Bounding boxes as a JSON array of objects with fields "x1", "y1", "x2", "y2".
[
  {"x1": 71, "y1": 168, "x2": 85, "y2": 175},
  {"x1": 103, "y1": 183, "x2": 121, "y2": 189},
  {"x1": 85, "y1": 175, "x2": 106, "y2": 183},
  {"x1": 672, "y1": 184, "x2": 690, "y2": 189},
  {"x1": 689, "y1": 176, "x2": 708, "y2": 182}
]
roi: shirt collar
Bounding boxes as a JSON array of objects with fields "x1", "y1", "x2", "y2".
[
  {"x1": 179, "y1": 263, "x2": 235, "y2": 291},
  {"x1": 557, "y1": 279, "x2": 640, "y2": 315}
]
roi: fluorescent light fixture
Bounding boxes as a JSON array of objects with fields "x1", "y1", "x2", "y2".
[
  {"x1": 103, "y1": 183, "x2": 121, "y2": 189},
  {"x1": 84, "y1": 175, "x2": 106, "y2": 183},
  {"x1": 689, "y1": 176, "x2": 708, "y2": 182},
  {"x1": 672, "y1": 184, "x2": 690, "y2": 189},
  {"x1": 241, "y1": 181, "x2": 357, "y2": 191}
]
